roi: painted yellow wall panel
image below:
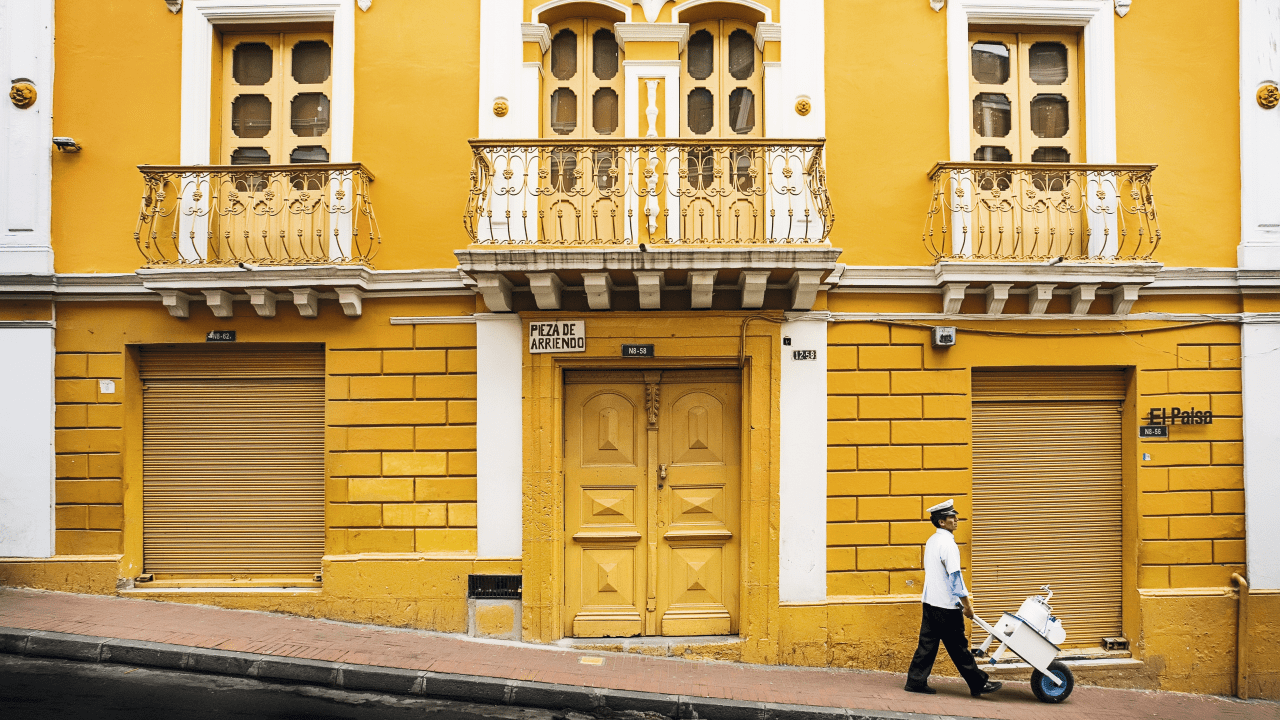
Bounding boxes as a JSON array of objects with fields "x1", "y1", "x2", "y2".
[{"x1": 1115, "y1": 1, "x2": 1239, "y2": 269}]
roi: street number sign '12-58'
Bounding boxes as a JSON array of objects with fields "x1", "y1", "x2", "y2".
[{"x1": 528, "y1": 321, "x2": 586, "y2": 353}]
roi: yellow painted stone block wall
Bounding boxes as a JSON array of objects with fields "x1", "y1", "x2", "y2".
[
  {"x1": 1138, "y1": 343, "x2": 1245, "y2": 589},
  {"x1": 53, "y1": 350, "x2": 126, "y2": 556},
  {"x1": 826, "y1": 323, "x2": 966, "y2": 596},
  {"x1": 327, "y1": 324, "x2": 478, "y2": 555}
]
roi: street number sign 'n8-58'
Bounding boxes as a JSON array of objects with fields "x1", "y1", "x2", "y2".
[{"x1": 529, "y1": 321, "x2": 586, "y2": 353}]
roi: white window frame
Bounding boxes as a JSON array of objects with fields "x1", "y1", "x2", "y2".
[
  {"x1": 181, "y1": 0, "x2": 355, "y2": 165},
  {"x1": 947, "y1": 0, "x2": 1115, "y2": 164}
]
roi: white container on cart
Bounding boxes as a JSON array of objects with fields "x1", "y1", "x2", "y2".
[{"x1": 972, "y1": 586, "x2": 1075, "y2": 703}]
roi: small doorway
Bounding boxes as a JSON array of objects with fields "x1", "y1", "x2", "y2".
[{"x1": 563, "y1": 369, "x2": 740, "y2": 637}]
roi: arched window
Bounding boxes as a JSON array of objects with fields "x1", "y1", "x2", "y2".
[
  {"x1": 680, "y1": 21, "x2": 761, "y2": 137},
  {"x1": 544, "y1": 19, "x2": 624, "y2": 138}
]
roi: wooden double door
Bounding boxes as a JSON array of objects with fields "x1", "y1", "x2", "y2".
[{"x1": 564, "y1": 369, "x2": 740, "y2": 637}]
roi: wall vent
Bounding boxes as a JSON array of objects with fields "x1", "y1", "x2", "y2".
[{"x1": 468, "y1": 574, "x2": 522, "y2": 599}]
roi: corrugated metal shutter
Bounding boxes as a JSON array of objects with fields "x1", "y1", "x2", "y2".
[
  {"x1": 971, "y1": 369, "x2": 1124, "y2": 648},
  {"x1": 140, "y1": 345, "x2": 325, "y2": 578}
]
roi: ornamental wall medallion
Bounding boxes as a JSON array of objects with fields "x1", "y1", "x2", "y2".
[
  {"x1": 493, "y1": 99, "x2": 509, "y2": 117},
  {"x1": 9, "y1": 82, "x2": 36, "y2": 109},
  {"x1": 795, "y1": 98, "x2": 811, "y2": 116},
  {"x1": 1259, "y1": 84, "x2": 1280, "y2": 110}
]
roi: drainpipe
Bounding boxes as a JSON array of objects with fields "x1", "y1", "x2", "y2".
[{"x1": 1231, "y1": 573, "x2": 1249, "y2": 700}]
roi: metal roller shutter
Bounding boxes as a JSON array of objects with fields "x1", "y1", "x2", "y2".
[
  {"x1": 140, "y1": 345, "x2": 325, "y2": 579},
  {"x1": 971, "y1": 369, "x2": 1124, "y2": 648}
]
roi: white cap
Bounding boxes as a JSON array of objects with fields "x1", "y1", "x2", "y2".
[{"x1": 927, "y1": 499, "x2": 957, "y2": 515}]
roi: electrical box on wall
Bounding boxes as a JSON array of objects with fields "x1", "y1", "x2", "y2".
[{"x1": 932, "y1": 326, "x2": 957, "y2": 348}]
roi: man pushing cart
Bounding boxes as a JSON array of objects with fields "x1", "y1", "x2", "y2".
[{"x1": 904, "y1": 499, "x2": 1075, "y2": 703}]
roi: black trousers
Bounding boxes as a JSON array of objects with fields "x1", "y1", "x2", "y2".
[{"x1": 905, "y1": 603, "x2": 989, "y2": 693}]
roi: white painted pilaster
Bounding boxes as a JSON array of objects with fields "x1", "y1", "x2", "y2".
[
  {"x1": 777, "y1": 0, "x2": 824, "y2": 139},
  {"x1": 0, "y1": 326, "x2": 55, "y2": 557},
  {"x1": 476, "y1": 313, "x2": 524, "y2": 558},
  {"x1": 1239, "y1": 0, "x2": 1280, "y2": 268},
  {"x1": 1242, "y1": 323, "x2": 1280, "y2": 589},
  {"x1": 480, "y1": 0, "x2": 536, "y2": 138},
  {"x1": 0, "y1": 0, "x2": 54, "y2": 274},
  {"x1": 779, "y1": 317, "x2": 827, "y2": 602}
]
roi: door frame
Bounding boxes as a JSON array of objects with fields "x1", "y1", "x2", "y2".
[{"x1": 520, "y1": 312, "x2": 782, "y2": 657}]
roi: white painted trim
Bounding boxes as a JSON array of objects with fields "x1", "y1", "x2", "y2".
[
  {"x1": 520, "y1": 22, "x2": 551, "y2": 53},
  {"x1": 779, "y1": 318, "x2": 826, "y2": 602},
  {"x1": 0, "y1": 327, "x2": 54, "y2": 557},
  {"x1": 388, "y1": 315, "x2": 479, "y2": 325},
  {"x1": 947, "y1": 0, "x2": 1116, "y2": 163},
  {"x1": 476, "y1": 313, "x2": 524, "y2": 558},
  {"x1": 180, "y1": 0, "x2": 355, "y2": 165},
  {"x1": 632, "y1": 0, "x2": 665, "y2": 23},
  {"x1": 615, "y1": 22, "x2": 690, "y2": 52},
  {"x1": 0, "y1": 0, "x2": 55, "y2": 274},
  {"x1": 671, "y1": 0, "x2": 771, "y2": 23},
  {"x1": 530, "y1": 0, "x2": 628, "y2": 23}
]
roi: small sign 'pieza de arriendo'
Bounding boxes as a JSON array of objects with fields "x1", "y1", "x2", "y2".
[
  {"x1": 1147, "y1": 407, "x2": 1213, "y2": 425},
  {"x1": 528, "y1": 321, "x2": 586, "y2": 353}
]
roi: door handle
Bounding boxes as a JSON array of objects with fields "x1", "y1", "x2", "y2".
[{"x1": 658, "y1": 464, "x2": 668, "y2": 489}]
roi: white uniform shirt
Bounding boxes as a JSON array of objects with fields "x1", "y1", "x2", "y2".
[{"x1": 921, "y1": 527, "x2": 968, "y2": 609}]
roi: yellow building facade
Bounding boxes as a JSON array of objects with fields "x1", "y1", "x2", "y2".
[{"x1": 0, "y1": 0, "x2": 1276, "y2": 700}]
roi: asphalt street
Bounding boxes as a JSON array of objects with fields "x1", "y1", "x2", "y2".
[{"x1": 0, "y1": 655, "x2": 593, "y2": 720}]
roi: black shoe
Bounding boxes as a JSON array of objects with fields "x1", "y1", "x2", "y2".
[
  {"x1": 971, "y1": 681, "x2": 1002, "y2": 697},
  {"x1": 903, "y1": 684, "x2": 937, "y2": 694}
]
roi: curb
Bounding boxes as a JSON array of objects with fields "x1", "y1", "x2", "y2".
[{"x1": 0, "y1": 626, "x2": 973, "y2": 720}]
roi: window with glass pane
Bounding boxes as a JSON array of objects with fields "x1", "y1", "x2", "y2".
[
  {"x1": 687, "y1": 88, "x2": 714, "y2": 135},
  {"x1": 687, "y1": 149, "x2": 715, "y2": 190},
  {"x1": 727, "y1": 30, "x2": 754, "y2": 80},
  {"x1": 291, "y1": 93, "x2": 330, "y2": 137},
  {"x1": 971, "y1": 42, "x2": 1009, "y2": 84},
  {"x1": 232, "y1": 95, "x2": 272, "y2": 138},
  {"x1": 552, "y1": 29, "x2": 577, "y2": 81},
  {"x1": 292, "y1": 40, "x2": 331, "y2": 84},
  {"x1": 593, "y1": 28, "x2": 618, "y2": 80},
  {"x1": 688, "y1": 30, "x2": 714, "y2": 80},
  {"x1": 233, "y1": 43, "x2": 273, "y2": 85},
  {"x1": 968, "y1": 29, "x2": 1079, "y2": 163},
  {"x1": 728, "y1": 88, "x2": 754, "y2": 134},
  {"x1": 593, "y1": 88, "x2": 618, "y2": 135},
  {"x1": 551, "y1": 88, "x2": 578, "y2": 135}
]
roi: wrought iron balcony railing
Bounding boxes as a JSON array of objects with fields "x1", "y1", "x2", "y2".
[
  {"x1": 135, "y1": 164, "x2": 379, "y2": 267},
  {"x1": 465, "y1": 139, "x2": 832, "y2": 246},
  {"x1": 923, "y1": 162, "x2": 1160, "y2": 262}
]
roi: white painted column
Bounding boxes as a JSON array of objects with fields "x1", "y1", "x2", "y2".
[
  {"x1": 1242, "y1": 323, "x2": 1280, "y2": 589},
  {"x1": 1239, "y1": 0, "x2": 1280, "y2": 268},
  {"x1": 476, "y1": 313, "x2": 524, "y2": 558},
  {"x1": 0, "y1": 0, "x2": 54, "y2": 274},
  {"x1": 0, "y1": 326, "x2": 55, "y2": 557},
  {"x1": 779, "y1": 317, "x2": 827, "y2": 601}
]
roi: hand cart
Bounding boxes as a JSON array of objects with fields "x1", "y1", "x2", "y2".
[{"x1": 971, "y1": 585, "x2": 1074, "y2": 703}]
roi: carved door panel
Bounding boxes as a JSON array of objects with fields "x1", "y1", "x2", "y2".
[
  {"x1": 656, "y1": 373, "x2": 740, "y2": 636},
  {"x1": 564, "y1": 379, "x2": 647, "y2": 637},
  {"x1": 564, "y1": 370, "x2": 739, "y2": 639}
]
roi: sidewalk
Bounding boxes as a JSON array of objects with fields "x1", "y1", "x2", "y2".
[{"x1": 0, "y1": 588, "x2": 1272, "y2": 720}]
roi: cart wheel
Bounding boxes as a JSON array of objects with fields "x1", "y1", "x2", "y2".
[{"x1": 1030, "y1": 661, "x2": 1074, "y2": 703}]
